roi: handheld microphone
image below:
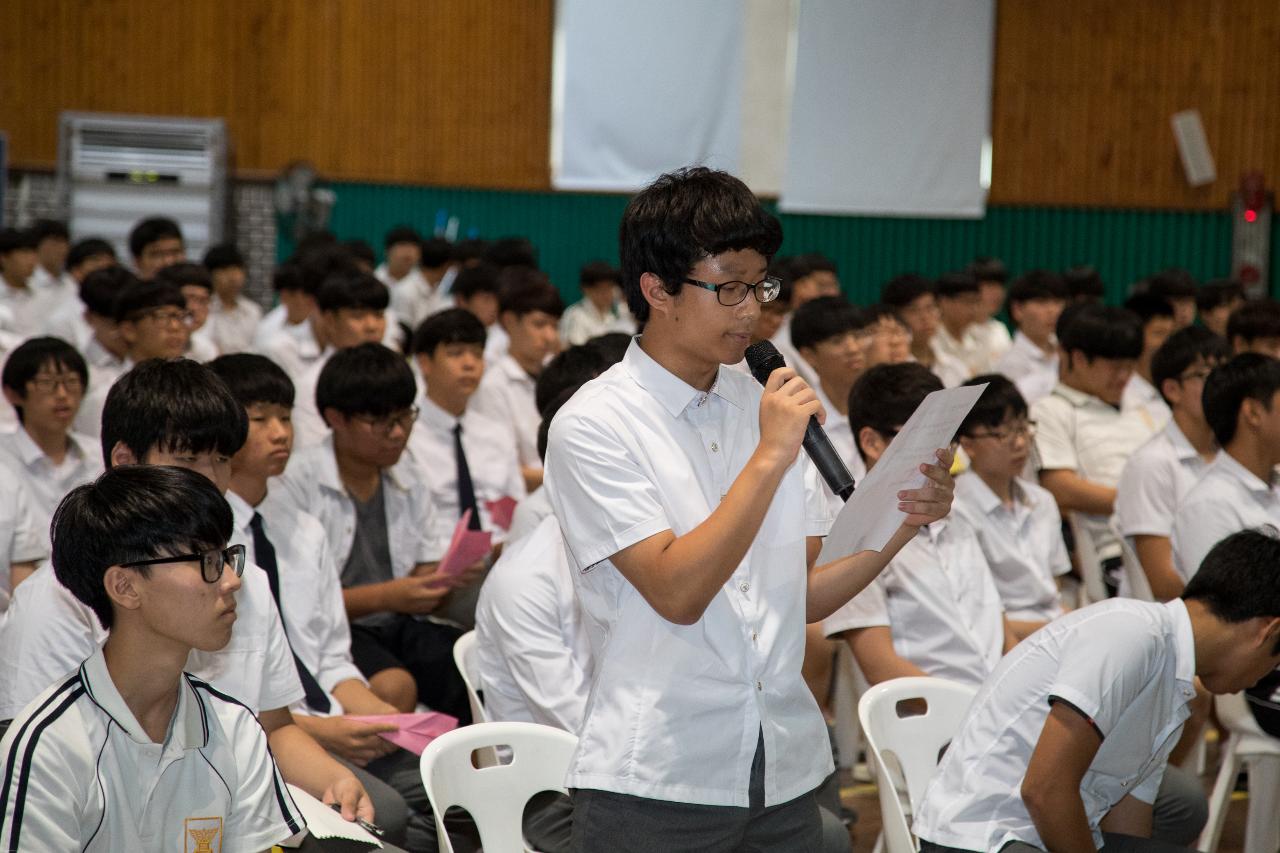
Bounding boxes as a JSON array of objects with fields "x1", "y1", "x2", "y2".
[{"x1": 744, "y1": 341, "x2": 856, "y2": 502}]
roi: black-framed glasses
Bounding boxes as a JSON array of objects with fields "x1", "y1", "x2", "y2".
[
  {"x1": 28, "y1": 374, "x2": 85, "y2": 394},
  {"x1": 120, "y1": 543, "x2": 246, "y2": 584},
  {"x1": 133, "y1": 308, "x2": 195, "y2": 328},
  {"x1": 968, "y1": 420, "x2": 1037, "y2": 443},
  {"x1": 683, "y1": 276, "x2": 782, "y2": 307},
  {"x1": 352, "y1": 406, "x2": 419, "y2": 436}
]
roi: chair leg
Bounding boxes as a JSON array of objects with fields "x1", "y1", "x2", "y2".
[
  {"x1": 1243, "y1": 754, "x2": 1280, "y2": 853},
  {"x1": 1198, "y1": 735, "x2": 1242, "y2": 853}
]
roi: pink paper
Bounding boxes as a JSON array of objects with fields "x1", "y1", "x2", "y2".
[
  {"x1": 484, "y1": 496, "x2": 518, "y2": 531},
  {"x1": 348, "y1": 712, "x2": 458, "y2": 756},
  {"x1": 438, "y1": 509, "x2": 493, "y2": 578}
]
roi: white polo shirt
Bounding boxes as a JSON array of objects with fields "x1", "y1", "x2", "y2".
[
  {"x1": 474, "y1": 515, "x2": 593, "y2": 732},
  {"x1": 470, "y1": 353, "x2": 542, "y2": 471},
  {"x1": 0, "y1": 474, "x2": 46, "y2": 602},
  {"x1": 995, "y1": 331, "x2": 1059, "y2": 405},
  {"x1": 1171, "y1": 451, "x2": 1280, "y2": 582},
  {"x1": 914, "y1": 598, "x2": 1197, "y2": 852},
  {"x1": 559, "y1": 297, "x2": 636, "y2": 347},
  {"x1": 1116, "y1": 420, "x2": 1213, "y2": 541},
  {"x1": 822, "y1": 518, "x2": 1006, "y2": 686},
  {"x1": 1122, "y1": 373, "x2": 1173, "y2": 434},
  {"x1": 405, "y1": 396, "x2": 526, "y2": 557},
  {"x1": 544, "y1": 340, "x2": 835, "y2": 807},
  {"x1": 0, "y1": 427, "x2": 103, "y2": 538},
  {"x1": 952, "y1": 472, "x2": 1069, "y2": 622},
  {"x1": 0, "y1": 649, "x2": 304, "y2": 853},
  {"x1": 507, "y1": 485, "x2": 553, "y2": 545},
  {"x1": 209, "y1": 296, "x2": 263, "y2": 356}
]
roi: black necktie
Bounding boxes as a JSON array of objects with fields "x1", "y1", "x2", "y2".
[
  {"x1": 454, "y1": 423, "x2": 483, "y2": 531},
  {"x1": 250, "y1": 512, "x2": 332, "y2": 713}
]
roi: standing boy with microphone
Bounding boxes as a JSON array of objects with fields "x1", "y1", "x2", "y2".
[{"x1": 544, "y1": 167, "x2": 955, "y2": 852}]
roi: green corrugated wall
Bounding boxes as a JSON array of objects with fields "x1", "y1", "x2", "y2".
[{"x1": 305, "y1": 181, "x2": 1278, "y2": 304}]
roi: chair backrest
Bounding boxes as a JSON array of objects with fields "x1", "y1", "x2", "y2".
[
  {"x1": 453, "y1": 630, "x2": 488, "y2": 723},
  {"x1": 1110, "y1": 516, "x2": 1155, "y2": 601},
  {"x1": 1069, "y1": 512, "x2": 1108, "y2": 605},
  {"x1": 858, "y1": 677, "x2": 978, "y2": 853},
  {"x1": 419, "y1": 721, "x2": 578, "y2": 853}
]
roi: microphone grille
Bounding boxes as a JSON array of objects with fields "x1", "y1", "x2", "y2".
[{"x1": 744, "y1": 340, "x2": 787, "y2": 385}]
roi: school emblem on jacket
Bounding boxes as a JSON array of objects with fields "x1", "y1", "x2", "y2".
[{"x1": 185, "y1": 816, "x2": 223, "y2": 853}]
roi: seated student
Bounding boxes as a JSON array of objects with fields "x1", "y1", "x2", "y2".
[
  {"x1": 930, "y1": 271, "x2": 983, "y2": 380},
  {"x1": 470, "y1": 269, "x2": 564, "y2": 492},
  {"x1": 1115, "y1": 327, "x2": 1228, "y2": 600},
  {"x1": 772, "y1": 255, "x2": 841, "y2": 386},
  {"x1": 1147, "y1": 268, "x2": 1198, "y2": 329},
  {"x1": 0, "y1": 338, "x2": 103, "y2": 539},
  {"x1": 954, "y1": 374, "x2": 1069, "y2": 638},
  {"x1": 276, "y1": 343, "x2": 473, "y2": 722},
  {"x1": 1064, "y1": 264, "x2": 1106, "y2": 304},
  {"x1": 965, "y1": 256, "x2": 1014, "y2": 372},
  {"x1": 823, "y1": 363, "x2": 1016, "y2": 687},
  {"x1": 862, "y1": 303, "x2": 913, "y2": 368},
  {"x1": 994, "y1": 269, "x2": 1068, "y2": 405},
  {"x1": 0, "y1": 227, "x2": 54, "y2": 337},
  {"x1": 290, "y1": 271, "x2": 391, "y2": 448},
  {"x1": 204, "y1": 243, "x2": 261, "y2": 355},
  {"x1": 1121, "y1": 292, "x2": 1178, "y2": 431},
  {"x1": 68, "y1": 265, "x2": 134, "y2": 389},
  {"x1": 43, "y1": 237, "x2": 119, "y2": 351},
  {"x1": 911, "y1": 533, "x2": 1280, "y2": 853},
  {"x1": 25, "y1": 219, "x2": 75, "y2": 310},
  {"x1": 1034, "y1": 304, "x2": 1153, "y2": 593},
  {"x1": 377, "y1": 228, "x2": 438, "y2": 331},
  {"x1": 450, "y1": 262, "x2": 502, "y2": 352},
  {"x1": 157, "y1": 261, "x2": 219, "y2": 362},
  {"x1": 1197, "y1": 278, "x2": 1245, "y2": 339},
  {"x1": 559, "y1": 261, "x2": 636, "y2": 346},
  {"x1": 128, "y1": 215, "x2": 185, "y2": 280},
  {"x1": 882, "y1": 273, "x2": 968, "y2": 387},
  {"x1": 1227, "y1": 297, "x2": 1280, "y2": 358},
  {"x1": 0, "y1": 465, "x2": 303, "y2": 852}
]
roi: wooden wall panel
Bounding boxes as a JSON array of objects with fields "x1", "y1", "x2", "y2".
[
  {"x1": 990, "y1": 0, "x2": 1280, "y2": 209},
  {"x1": 0, "y1": 0, "x2": 553, "y2": 189}
]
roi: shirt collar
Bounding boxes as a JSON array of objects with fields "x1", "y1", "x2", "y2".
[
  {"x1": 1163, "y1": 419, "x2": 1203, "y2": 463},
  {"x1": 959, "y1": 471, "x2": 1036, "y2": 516},
  {"x1": 224, "y1": 489, "x2": 256, "y2": 534},
  {"x1": 1014, "y1": 330, "x2": 1056, "y2": 362},
  {"x1": 1051, "y1": 382, "x2": 1112, "y2": 410},
  {"x1": 623, "y1": 337, "x2": 744, "y2": 418},
  {"x1": 10, "y1": 427, "x2": 93, "y2": 467},
  {"x1": 499, "y1": 353, "x2": 535, "y2": 385},
  {"x1": 80, "y1": 645, "x2": 207, "y2": 750},
  {"x1": 1215, "y1": 450, "x2": 1278, "y2": 495},
  {"x1": 419, "y1": 395, "x2": 462, "y2": 432},
  {"x1": 1163, "y1": 598, "x2": 1197, "y2": 686},
  {"x1": 315, "y1": 434, "x2": 414, "y2": 495}
]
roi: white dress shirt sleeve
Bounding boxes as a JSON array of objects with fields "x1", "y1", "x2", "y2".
[
  {"x1": 1031, "y1": 395, "x2": 1080, "y2": 472},
  {"x1": 821, "y1": 572, "x2": 891, "y2": 637},
  {"x1": 5, "y1": 479, "x2": 46, "y2": 566},
  {"x1": 1047, "y1": 611, "x2": 1160, "y2": 740},
  {"x1": 311, "y1": 545, "x2": 366, "y2": 696},
  {"x1": 1115, "y1": 452, "x2": 1177, "y2": 538},
  {"x1": 0, "y1": 711, "x2": 88, "y2": 851}
]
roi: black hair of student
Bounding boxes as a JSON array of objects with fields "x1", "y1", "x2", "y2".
[
  {"x1": 298, "y1": 245, "x2": 361, "y2": 296},
  {"x1": 848, "y1": 363, "x2": 944, "y2": 463},
  {"x1": 498, "y1": 267, "x2": 564, "y2": 318},
  {"x1": 1063, "y1": 265, "x2": 1105, "y2": 302},
  {"x1": 1150, "y1": 326, "x2": 1232, "y2": 406},
  {"x1": 2, "y1": 337, "x2": 89, "y2": 422},
  {"x1": 483, "y1": 237, "x2": 539, "y2": 271},
  {"x1": 272, "y1": 262, "x2": 304, "y2": 295},
  {"x1": 579, "y1": 260, "x2": 623, "y2": 290},
  {"x1": 207, "y1": 353, "x2": 295, "y2": 410},
  {"x1": 0, "y1": 227, "x2": 36, "y2": 254},
  {"x1": 315, "y1": 342, "x2": 415, "y2": 420},
  {"x1": 880, "y1": 273, "x2": 933, "y2": 308},
  {"x1": 202, "y1": 243, "x2": 245, "y2": 272},
  {"x1": 799, "y1": 252, "x2": 837, "y2": 275},
  {"x1": 535, "y1": 344, "x2": 606, "y2": 414},
  {"x1": 156, "y1": 261, "x2": 212, "y2": 292},
  {"x1": 343, "y1": 239, "x2": 377, "y2": 268},
  {"x1": 1122, "y1": 292, "x2": 1175, "y2": 325},
  {"x1": 450, "y1": 263, "x2": 501, "y2": 301},
  {"x1": 584, "y1": 332, "x2": 631, "y2": 366},
  {"x1": 80, "y1": 266, "x2": 139, "y2": 317},
  {"x1": 791, "y1": 296, "x2": 866, "y2": 351},
  {"x1": 1197, "y1": 279, "x2": 1245, "y2": 312},
  {"x1": 67, "y1": 237, "x2": 117, "y2": 271},
  {"x1": 29, "y1": 219, "x2": 69, "y2": 244},
  {"x1": 52, "y1": 465, "x2": 233, "y2": 630},
  {"x1": 958, "y1": 374, "x2": 1028, "y2": 437},
  {"x1": 384, "y1": 226, "x2": 421, "y2": 251},
  {"x1": 1183, "y1": 528, "x2": 1280, "y2": 633},
  {"x1": 127, "y1": 216, "x2": 183, "y2": 259},
  {"x1": 101, "y1": 358, "x2": 248, "y2": 467},
  {"x1": 619, "y1": 166, "x2": 783, "y2": 323},
  {"x1": 966, "y1": 256, "x2": 1007, "y2": 285},
  {"x1": 1057, "y1": 303, "x2": 1143, "y2": 361},
  {"x1": 538, "y1": 384, "x2": 583, "y2": 462},
  {"x1": 933, "y1": 271, "x2": 979, "y2": 300},
  {"x1": 292, "y1": 230, "x2": 338, "y2": 259},
  {"x1": 1147, "y1": 268, "x2": 1198, "y2": 300},
  {"x1": 1201, "y1": 353, "x2": 1280, "y2": 447},
  {"x1": 453, "y1": 238, "x2": 490, "y2": 265},
  {"x1": 863, "y1": 303, "x2": 909, "y2": 328},
  {"x1": 420, "y1": 238, "x2": 453, "y2": 269},
  {"x1": 111, "y1": 279, "x2": 186, "y2": 323},
  {"x1": 316, "y1": 272, "x2": 390, "y2": 313},
  {"x1": 1006, "y1": 270, "x2": 1068, "y2": 309},
  {"x1": 1227, "y1": 299, "x2": 1280, "y2": 346},
  {"x1": 411, "y1": 308, "x2": 486, "y2": 357}
]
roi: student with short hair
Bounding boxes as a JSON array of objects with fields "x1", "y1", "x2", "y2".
[
  {"x1": 1121, "y1": 292, "x2": 1178, "y2": 431},
  {"x1": 1227, "y1": 297, "x2": 1280, "y2": 358},
  {"x1": 376, "y1": 226, "x2": 430, "y2": 322},
  {"x1": 560, "y1": 260, "x2": 636, "y2": 346},
  {"x1": 862, "y1": 304, "x2": 912, "y2": 368},
  {"x1": 451, "y1": 262, "x2": 502, "y2": 349},
  {"x1": 0, "y1": 465, "x2": 304, "y2": 853},
  {"x1": 882, "y1": 273, "x2": 967, "y2": 386},
  {"x1": 42, "y1": 237, "x2": 119, "y2": 350},
  {"x1": 994, "y1": 270, "x2": 1068, "y2": 404},
  {"x1": 70, "y1": 266, "x2": 134, "y2": 389},
  {"x1": 157, "y1": 261, "x2": 219, "y2": 361},
  {"x1": 1197, "y1": 278, "x2": 1245, "y2": 338},
  {"x1": 1063, "y1": 265, "x2": 1105, "y2": 304},
  {"x1": 931, "y1": 271, "x2": 984, "y2": 379},
  {"x1": 965, "y1": 256, "x2": 1013, "y2": 370},
  {"x1": 128, "y1": 215, "x2": 185, "y2": 279},
  {"x1": 1115, "y1": 327, "x2": 1229, "y2": 600},
  {"x1": 1146, "y1": 269, "x2": 1198, "y2": 329},
  {"x1": 204, "y1": 243, "x2": 262, "y2": 355},
  {"x1": 25, "y1": 219, "x2": 74, "y2": 311},
  {"x1": 0, "y1": 226, "x2": 54, "y2": 337},
  {"x1": 954, "y1": 374, "x2": 1069, "y2": 638}
]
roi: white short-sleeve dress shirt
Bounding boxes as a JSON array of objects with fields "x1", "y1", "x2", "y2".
[
  {"x1": 914, "y1": 599, "x2": 1198, "y2": 852},
  {"x1": 470, "y1": 353, "x2": 542, "y2": 471},
  {"x1": 0, "y1": 473, "x2": 46, "y2": 602},
  {"x1": 931, "y1": 327, "x2": 982, "y2": 379},
  {"x1": 1116, "y1": 419, "x2": 1213, "y2": 541},
  {"x1": 1122, "y1": 373, "x2": 1173, "y2": 434},
  {"x1": 544, "y1": 340, "x2": 835, "y2": 807},
  {"x1": 964, "y1": 318, "x2": 1013, "y2": 374},
  {"x1": 208, "y1": 296, "x2": 264, "y2": 356},
  {"x1": 256, "y1": 317, "x2": 325, "y2": 388},
  {"x1": 995, "y1": 331, "x2": 1059, "y2": 405},
  {"x1": 287, "y1": 350, "x2": 335, "y2": 449},
  {"x1": 559, "y1": 297, "x2": 636, "y2": 347},
  {"x1": 73, "y1": 357, "x2": 136, "y2": 439},
  {"x1": 0, "y1": 427, "x2": 103, "y2": 538},
  {"x1": 507, "y1": 485, "x2": 553, "y2": 546},
  {"x1": 379, "y1": 265, "x2": 444, "y2": 331},
  {"x1": 1171, "y1": 451, "x2": 1280, "y2": 582}
]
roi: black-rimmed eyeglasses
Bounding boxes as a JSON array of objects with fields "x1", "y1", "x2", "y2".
[
  {"x1": 120, "y1": 544, "x2": 247, "y2": 584},
  {"x1": 683, "y1": 276, "x2": 783, "y2": 307}
]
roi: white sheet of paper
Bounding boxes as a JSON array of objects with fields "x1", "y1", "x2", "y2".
[
  {"x1": 279, "y1": 784, "x2": 383, "y2": 848},
  {"x1": 817, "y1": 383, "x2": 987, "y2": 563}
]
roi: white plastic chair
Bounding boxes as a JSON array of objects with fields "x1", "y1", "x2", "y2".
[
  {"x1": 858, "y1": 677, "x2": 978, "y2": 853},
  {"x1": 1110, "y1": 517, "x2": 1155, "y2": 601},
  {"x1": 419, "y1": 721, "x2": 578, "y2": 853},
  {"x1": 453, "y1": 630, "x2": 488, "y2": 723},
  {"x1": 1198, "y1": 692, "x2": 1280, "y2": 853}
]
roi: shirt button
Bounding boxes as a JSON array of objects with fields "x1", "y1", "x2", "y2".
[
  {"x1": 751, "y1": 631, "x2": 758, "y2": 645},
  {"x1": 710, "y1": 442, "x2": 719, "y2": 453},
  {"x1": 757, "y1": 681, "x2": 763, "y2": 691},
  {"x1": 740, "y1": 581, "x2": 750, "y2": 593}
]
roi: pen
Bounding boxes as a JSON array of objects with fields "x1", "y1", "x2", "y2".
[{"x1": 328, "y1": 802, "x2": 385, "y2": 837}]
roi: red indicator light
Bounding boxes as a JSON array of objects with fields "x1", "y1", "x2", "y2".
[{"x1": 1245, "y1": 209, "x2": 1259, "y2": 223}]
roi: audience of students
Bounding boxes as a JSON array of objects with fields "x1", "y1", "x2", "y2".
[
  {"x1": 1197, "y1": 278, "x2": 1245, "y2": 338},
  {"x1": 965, "y1": 256, "x2": 1013, "y2": 371},
  {"x1": 559, "y1": 260, "x2": 635, "y2": 346},
  {"x1": 994, "y1": 269, "x2": 1068, "y2": 404},
  {"x1": 204, "y1": 242, "x2": 261, "y2": 355}
]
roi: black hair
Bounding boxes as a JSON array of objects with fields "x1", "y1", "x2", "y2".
[
  {"x1": 966, "y1": 256, "x2": 1007, "y2": 285},
  {"x1": 0, "y1": 228, "x2": 36, "y2": 254},
  {"x1": 421, "y1": 238, "x2": 453, "y2": 268},
  {"x1": 316, "y1": 272, "x2": 390, "y2": 313},
  {"x1": 101, "y1": 358, "x2": 248, "y2": 467},
  {"x1": 453, "y1": 238, "x2": 490, "y2": 265},
  {"x1": 1201, "y1": 353, "x2": 1280, "y2": 447},
  {"x1": 29, "y1": 219, "x2": 69, "y2": 244},
  {"x1": 1228, "y1": 299, "x2": 1280, "y2": 346},
  {"x1": 52, "y1": 465, "x2": 233, "y2": 630},
  {"x1": 880, "y1": 274, "x2": 933, "y2": 308},
  {"x1": 412, "y1": 308, "x2": 486, "y2": 357},
  {"x1": 67, "y1": 238, "x2": 117, "y2": 271},
  {"x1": 584, "y1": 332, "x2": 631, "y2": 366},
  {"x1": 1197, "y1": 279, "x2": 1246, "y2": 313},
  {"x1": 452, "y1": 263, "x2": 501, "y2": 301},
  {"x1": 202, "y1": 243, "x2": 245, "y2": 272},
  {"x1": 848, "y1": 363, "x2": 944, "y2": 462},
  {"x1": 384, "y1": 226, "x2": 421, "y2": 251},
  {"x1": 619, "y1": 166, "x2": 782, "y2": 323},
  {"x1": 1123, "y1": 292, "x2": 1175, "y2": 325},
  {"x1": 1006, "y1": 270, "x2": 1068, "y2": 309},
  {"x1": 1150, "y1": 326, "x2": 1231, "y2": 406},
  {"x1": 934, "y1": 271, "x2": 979, "y2": 300},
  {"x1": 1057, "y1": 304, "x2": 1143, "y2": 361},
  {"x1": 535, "y1": 344, "x2": 606, "y2": 414},
  {"x1": 498, "y1": 268, "x2": 564, "y2": 318},
  {"x1": 155, "y1": 262, "x2": 212, "y2": 292},
  {"x1": 483, "y1": 237, "x2": 539, "y2": 271},
  {"x1": 315, "y1": 342, "x2": 416, "y2": 420},
  {"x1": 1183, "y1": 529, "x2": 1280, "y2": 629},
  {"x1": 80, "y1": 266, "x2": 139, "y2": 318},
  {"x1": 272, "y1": 263, "x2": 304, "y2": 295},
  {"x1": 958, "y1": 374, "x2": 1028, "y2": 437},
  {"x1": 799, "y1": 252, "x2": 838, "y2": 275},
  {"x1": 127, "y1": 216, "x2": 183, "y2": 259},
  {"x1": 791, "y1": 296, "x2": 866, "y2": 351},
  {"x1": 1063, "y1": 265, "x2": 1105, "y2": 301},
  {"x1": 112, "y1": 279, "x2": 186, "y2": 323},
  {"x1": 1147, "y1": 269, "x2": 1198, "y2": 301},
  {"x1": 764, "y1": 257, "x2": 800, "y2": 306},
  {"x1": 580, "y1": 260, "x2": 622, "y2": 290},
  {"x1": 864, "y1": 303, "x2": 909, "y2": 328},
  {"x1": 343, "y1": 239, "x2": 376, "y2": 268},
  {"x1": 538, "y1": 384, "x2": 582, "y2": 462},
  {"x1": 2, "y1": 337, "x2": 89, "y2": 422},
  {"x1": 206, "y1": 353, "x2": 295, "y2": 409},
  {"x1": 298, "y1": 245, "x2": 360, "y2": 297}
]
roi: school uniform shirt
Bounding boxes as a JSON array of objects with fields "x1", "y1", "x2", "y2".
[
  {"x1": 952, "y1": 472, "x2": 1069, "y2": 622},
  {"x1": 770, "y1": 317, "x2": 820, "y2": 389},
  {"x1": 209, "y1": 296, "x2": 264, "y2": 355},
  {"x1": 811, "y1": 380, "x2": 867, "y2": 508},
  {"x1": 544, "y1": 339, "x2": 835, "y2": 808},
  {"x1": 1115, "y1": 419, "x2": 1213, "y2": 543},
  {"x1": 931, "y1": 326, "x2": 982, "y2": 380},
  {"x1": 964, "y1": 317, "x2": 1013, "y2": 374},
  {"x1": 822, "y1": 518, "x2": 1006, "y2": 686},
  {"x1": 288, "y1": 348, "x2": 335, "y2": 449},
  {"x1": 507, "y1": 485, "x2": 553, "y2": 545},
  {"x1": 405, "y1": 396, "x2": 526, "y2": 558},
  {"x1": 0, "y1": 281, "x2": 59, "y2": 337},
  {"x1": 1171, "y1": 451, "x2": 1280, "y2": 582},
  {"x1": 1032, "y1": 383, "x2": 1156, "y2": 561},
  {"x1": 28, "y1": 265, "x2": 79, "y2": 315},
  {"x1": 559, "y1": 296, "x2": 636, "y2": 346},
  {"x1": 380, "y1": 264, "x2": 444, "y2": 331},
  {"x1": 0, "y1": 648, "x2": 303, "y2": 853},
  {"x1": 257, "y1": 317, "x2": 325, "y2": 388},
  {"x1": 995, "y1": 331, "x2": 1059, "y2": 405},
  {"x1": 1122, "y1": 373, "x2": 1173, "y2": 434},
  {"x1": 0, "y1": 474, "x2": 46, "y2": 607},
  {"x1": 474, "y1": 515, "x2": 593, "y2": 732},
  {"x1": 0, "y1": 427, "x2": 103, "y2": 538},
  {"x1": 252, "y1": 303, "x2": 288, "y2": 351},
  {"x1": 484, "y1": 323, "x2": 509, "y2": 364},
  {"x1": 187, "y1": 326, "x2": 220, "y2": 363},
  {"x1": 82, "y1": 335, "x2": 128, "y2": 384},
  {"x1": 470, "y1": 353, "x2": 542, "y2": 471},
  {"x1": 44, "y1": 297, "x2": 94, "y2": 351},
  {"x1": 74, "y1": 357, "x2": 136, "y2": 438},
  {"x1": 913, "y1": 598, "x2": 1198, "y2": 852}
]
